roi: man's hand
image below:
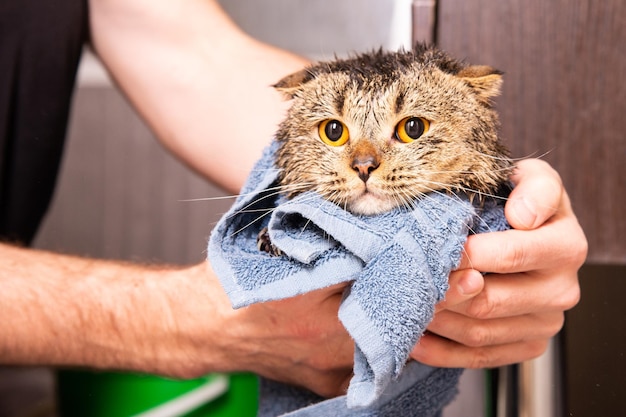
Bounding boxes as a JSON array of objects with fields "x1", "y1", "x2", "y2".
[
  {"x1": 223, "y1": 283, "x2": 354, "y2": 398},
  {"x1": 411, "y1": 159, "x2": 587, "y2": 368}
]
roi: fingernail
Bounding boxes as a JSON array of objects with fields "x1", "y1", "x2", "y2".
[
  {"x1": 510, "y1": 196, "x2": 538, "y2": 229},
  {"x1": 459, "y1": 270, "x2": 483, "y2": 296}
]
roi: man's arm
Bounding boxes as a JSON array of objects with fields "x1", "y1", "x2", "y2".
[
  {"x1": 89, "y1": 0, "x2": 309, "y2": 192},
  {"x1": 0, "y1": 242, "x2": 353, "y2": 397},
  {"x1": 1, "y1": 243, "x2": 199, "y2": 374}
]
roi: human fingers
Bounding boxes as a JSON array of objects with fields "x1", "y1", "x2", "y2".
[
  {"x1": 449, "y1": 270, "x2": 580, "y2": 320},
  {"x1": 436, "y1": 269, "x2": 484, "y2": 313},
  {"x1": 418, "y1": 276, "x2": 567, "y2": 369},
  {"x1": 411, "y1": 331, "x2": 549, "y2": 369},
  {"x1": 234, "y1": 283, "x2": 355, "y2": 397},
  {"x1": 505, "y1": 158, "x2": 563, "y2": 230},
  {"x1": 424, "y1": 265, "x2": 579, "y2": 369},
  {"x1": 426, "y1": 161, "x2": 586, "y2": 370},
  {"x1": 426, "y1": 308, "x2": 564, "y2": 350},
  {"x1": 458, "y1": 191, "x2": 586, "y2": 273},
  {"x1": 451, "y1": 188, "x2": 584, "y2": 323}
]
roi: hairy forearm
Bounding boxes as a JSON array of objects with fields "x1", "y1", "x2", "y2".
[
  {"x1": 89, "y1": 0, "x2": 309, "y2": 192},
  {"x1": 0, "y1": 243, "x2": 228, "y2": 377},
  {"x1": 0, "y1": 242, "x2": 353, "y2": 395}
]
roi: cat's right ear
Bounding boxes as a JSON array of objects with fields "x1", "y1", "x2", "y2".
[
  {"x1": 457, "y1": 65, "x2": 503, "y2": 104},
  {"x1": 273, "y1": 69, "x2": 314, "y2": 99}
]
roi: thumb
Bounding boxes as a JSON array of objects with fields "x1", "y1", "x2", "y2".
[
  {"x1": 506, "y1": 159, "x2": 563, "y2": 230},
  {"x1": 437, "y1": 269, "x2": 484, "y2": 312}
]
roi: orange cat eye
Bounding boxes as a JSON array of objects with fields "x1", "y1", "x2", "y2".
[
  {"x1": 319, "y1": 119, "x2": 349, "y2": 146},
  {"x1": 395, "y1": 117, "x2": 430, "y2": 143}
]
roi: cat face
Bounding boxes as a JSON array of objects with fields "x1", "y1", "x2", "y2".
[{"x1": 274, "y1": 45, "x2": 511, "y2": 215}]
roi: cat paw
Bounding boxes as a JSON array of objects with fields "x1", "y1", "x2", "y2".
[{"x1": 257, "y1": 227, "x2": 283, "y2": 257}]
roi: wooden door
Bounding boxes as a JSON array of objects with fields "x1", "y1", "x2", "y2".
[
  {"x1": 433, "y1": 0, "x2": 625, "y2": 263},
  {"x1": 415, "y1": 1, "x2": 626, "y2": 415}
]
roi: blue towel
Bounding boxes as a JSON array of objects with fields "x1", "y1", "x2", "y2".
[
  {"x1": 208, "y1": 141, "x2": 509, "y2": 416},
  {"x1": 257, "y1": 363, "x2": 462, "y2": 417}
]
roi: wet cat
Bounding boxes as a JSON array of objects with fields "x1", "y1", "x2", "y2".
[{"x1": 258, "y1": 43, "x2": 512, "y2": 254}]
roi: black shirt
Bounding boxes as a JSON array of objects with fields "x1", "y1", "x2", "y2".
[{"x1": 0, "y1": 0, "x2": 88, "y2": 245}]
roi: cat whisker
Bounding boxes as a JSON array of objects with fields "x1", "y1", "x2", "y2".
[
  {"x1": 519, "y1": 148, "x2": 553, "y2": 161},
  {"x1": 477, "y1": 148, "x2": 552, "y2": 162},
  {"x1": 179, "y1": 179, "x2": 312, "y2": 203},
  {"x1": 397, "y1": 189, "x2": 420, "y2": 214},
  {"x1": 179, "y1": 195, "x2": 239, "y2": 202},
  {"x1": 224, "y1": 181, "x2": 320, "y2": 239},
  {"x1": 235, "y1": 208, "x2": 280, "y2": 214},
  {"x1": 226, "y1": 182, "x2": 316, "y2": 219},
  {"x1": 226, "y1": 208, "x2": 275, "y2": 240},
  {"x1": 397, "y1": 186, "x2": 482, "y2": 255},
  {"x1": 426, "y1": 188, "x2": 483, "y2": 234},
  {"x1": 415, "y1": 165, "x2": 513, "y2": 177},
  {"x1": 418, "y1": 186, "x2": 507, "y2": 257},
  {"x1": 417, "y1": 179, "x2": 510, "y2": 203},
  {"x1": 227, "y1": 180, "x2": 342, "y2": 241}
]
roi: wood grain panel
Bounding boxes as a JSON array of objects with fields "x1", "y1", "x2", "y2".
[
  {"x1": 562, "y1": 265, "x2": 626, "y2": 417},
  {"x1": 436, "y1": 0, "x2": 626, "y2": 263}
]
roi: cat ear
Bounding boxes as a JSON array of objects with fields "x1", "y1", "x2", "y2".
[
  {"x1": 457, "y1": 65, "x2": 503, "y2": 104},
  {"x1": 273, "y1": 69, "x2": 314, "y2": 99}
]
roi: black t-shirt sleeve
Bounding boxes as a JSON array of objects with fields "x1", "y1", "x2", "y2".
[{"x1": 0, "y1": 0, "x2": 88, "y2": 245}]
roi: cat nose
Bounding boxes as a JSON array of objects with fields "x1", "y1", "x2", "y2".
[{"x1": 351, "y1": 155, "x2": 380, "y2": 183}]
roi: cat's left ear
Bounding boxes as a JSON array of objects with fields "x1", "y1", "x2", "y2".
[
  {"x1": 273, "y1": 69, "x2": 314, "y2": 99},
  {"x1": 457, "y1": 65, "x2": 503, "y2": 104}
]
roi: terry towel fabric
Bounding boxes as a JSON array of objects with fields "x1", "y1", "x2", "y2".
[{"x1": 208, "y1": 142, "x2": 509, "y2": 416}]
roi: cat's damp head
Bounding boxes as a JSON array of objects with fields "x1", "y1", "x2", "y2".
[{"x1": 273, "y1": 43, "x2": 512, "y2": 215}]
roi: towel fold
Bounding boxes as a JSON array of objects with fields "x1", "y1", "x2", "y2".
[
  {"x1": 257, "y1": 363, "x2": 463, "y2": 417},
  {"x1": 208, "y1": 141, "x2": 509, "y2": 416}
]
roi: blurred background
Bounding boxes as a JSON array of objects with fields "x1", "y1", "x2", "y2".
[{"x1": 3, "y1": 0, "x2": 623, "y2": 416}]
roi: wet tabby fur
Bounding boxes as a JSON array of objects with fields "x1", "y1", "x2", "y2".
[{"x1": 272, "y1": 43, "x2": 512, "y2": 215}]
